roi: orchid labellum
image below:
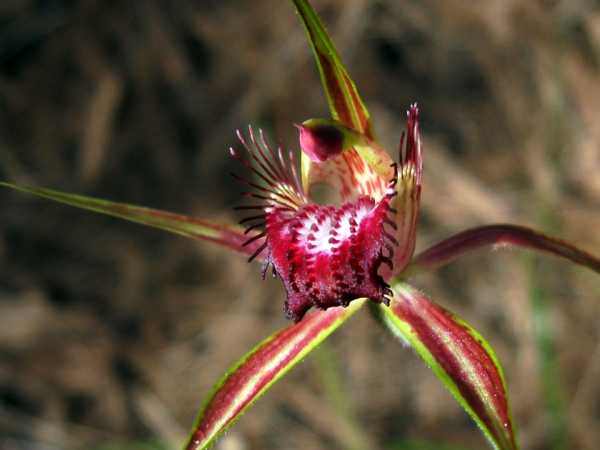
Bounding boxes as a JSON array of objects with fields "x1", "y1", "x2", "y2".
[{"x1": 2, "y1": 1, "x2": 599, "y2": 450}]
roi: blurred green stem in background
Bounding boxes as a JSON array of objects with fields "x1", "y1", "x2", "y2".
[
  {"x1": 385, "y1": 438, "x2": 473, "y2": 450},
  {"x1": 524, "y1": 65, "x2": 570, "y2": 450},
  {"x1": 94, "y1": 441, "x2": 167, "y2": 450},
  {"x1": 312, "y1": 342, "x2": 375, "y2": 450},
  {"x1": 526, "y1": 218, "x2": 568, "y2": 450}
]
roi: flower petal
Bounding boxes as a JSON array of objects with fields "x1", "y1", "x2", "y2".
[
  {"x1": 373, "y1": 283, "x2": 518, "y2": 450},
  {"x1": 291, "y1": 0, "x2": 373, "y2": 137},
  {"x1": 0, "y1": 181, "x2": 264, "y2": 259},
  {"x1": 390, "y1": 104, "x2": 423, "y2": 274},
  {"x1": 183, "y1": 299, "x2": 366, "y2": 450},
  {"x1": 407, "y1": 224, "x2": 600, "y2": 275}
]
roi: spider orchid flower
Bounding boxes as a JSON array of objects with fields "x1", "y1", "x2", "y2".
[
  {"x1": 1, "y1": 1, "x2": 599, "y2": 450},
  {"x1": 230, "y1": 109, "x2": 420, "y2": 322}
]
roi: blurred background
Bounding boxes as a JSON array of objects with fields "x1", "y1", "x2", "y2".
[{"x1": 1, "y1": 1, "x2": 599, "y2": 449}]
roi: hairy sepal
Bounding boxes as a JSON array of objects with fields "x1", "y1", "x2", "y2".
[
  {"x1": 183, "y1": 299, "x2": 366, "y2": 450},
  {"x1": 0, "y1": 182, "x2": 263, "y2": 258},
  {"x1": 373, "y1": 283, "x2": 518, "y2": 450}
]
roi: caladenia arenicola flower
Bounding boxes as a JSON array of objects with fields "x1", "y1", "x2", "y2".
[
  {"x1": 1, "y1": 1, "x2": 599, "y2": 450},
  {"x1": 230, "y1": 108, "x2": 420, "y2": 322}
]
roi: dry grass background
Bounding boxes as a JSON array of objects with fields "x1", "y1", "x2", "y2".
[{"x1": 1, "y1": 1, "x2": 599, "y2": 449}]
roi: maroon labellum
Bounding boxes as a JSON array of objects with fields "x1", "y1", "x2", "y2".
[{"x1": 266, "y1": 192, "x2": 396, "y2": 321}]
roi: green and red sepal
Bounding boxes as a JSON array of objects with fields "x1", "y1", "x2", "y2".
[
  {"x1": 0, "y1": 181, "x2": 263, "y2": 258},
  {"x1": 183, "y1": 299, "x2": 366, "y2": 450},
  {"x1": 408, "y1": 224, "x2": 600, "y2": 276},
  {"x1": 291, "y1": 0, "x2": 373, "y2": 138},
  {"x1": 373, "y1": 283, "x2": 518, "y2": 450}
]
